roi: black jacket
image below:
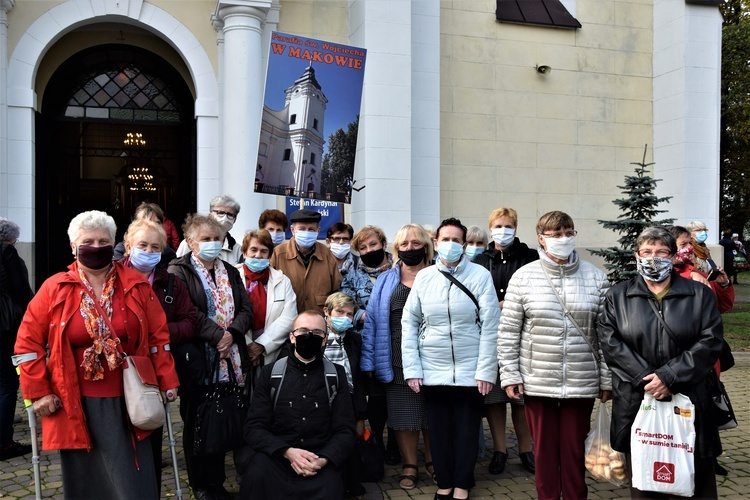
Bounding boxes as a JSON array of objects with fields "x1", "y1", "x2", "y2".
[
  {"x1": 598, "y1": 272, "x2": 723, "y2": 457},
  {"x1": 168, "y1": 254, "x2": 253, "y2": 366},
  {"x1": 245, "y1": 354, "x2": 356, "y2": 467},
  {"x1": 0, "y1": 243, "x2": 34, "y2": 345},
  {"x1": 473, "y1": 239, "x2": 538, "y2": 302}
]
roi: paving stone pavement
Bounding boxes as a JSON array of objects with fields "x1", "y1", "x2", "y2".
[{"x1": 2, "y1": 357, "x2": 749, "y2": 499}]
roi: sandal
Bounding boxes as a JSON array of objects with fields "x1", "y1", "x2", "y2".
[
  {"x1": 425, "y1": 461, "x2": 437, "y2": 484},
  {"x1": 398, "y1": 464, "x2": 418, "y2": 490}
]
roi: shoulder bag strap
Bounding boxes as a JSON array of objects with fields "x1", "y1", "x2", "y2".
[
  {"x1": 645, "y1": 297, "x2": 685, "y2": 350},
  {"x1": 440, "y1": 270, "x2": 480, "y2": 311},
  {"x1": 164, "y1": 273, "x2": 175, "y2": 314},
  {"x1": 540, "y1": 265, "x2": 600, "y2": 364}
]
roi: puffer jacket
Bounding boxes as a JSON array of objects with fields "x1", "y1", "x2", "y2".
[
  {"x1": 360, "y1": 266, "x2": 401, "y2": 382},
  {"x1": 402, "y1": 256, "x2": 500, "y2": 386},
  {"x1": 598, "y1": 272, "x2": 723, "y2": 457},
  {"x1": 498, "y1": 251, "x2": 611, "y2": 398}
]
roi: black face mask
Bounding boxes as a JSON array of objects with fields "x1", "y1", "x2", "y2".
[
  {"x1": 77, "y1": 244, "x2": 114, "y2": 270},
  {"x1": 294, "y1": 333, "x2": 323, "y2": 360},
  {"x1": 399, "y1": 247, "x2": 426, "y2": 266},
  {"x1": 360, "y1": 248, "x2": 385, "y2": 268}
]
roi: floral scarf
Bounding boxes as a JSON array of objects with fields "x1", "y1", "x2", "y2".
[
  {"x1": 78, "y1": 266, "x2": 122, "y2": 381},
  {"x1": 191, "y1": 255, "x2": 244, "y2": 386}
]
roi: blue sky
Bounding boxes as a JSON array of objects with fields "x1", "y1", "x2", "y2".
[{"x1": 263, "y1": 32, "x2": 366, "y2": 157}]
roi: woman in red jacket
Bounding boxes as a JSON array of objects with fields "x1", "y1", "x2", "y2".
[{"x1": 14, "y1": 210, "x2": 179, "y2": 499}]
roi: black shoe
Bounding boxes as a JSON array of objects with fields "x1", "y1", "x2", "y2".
[
  {"x1": 208, "y1": 485, "x2": 232, "y2": 500},
  {"x1": 715, "y1": 460, "x2": 728, "y2": 476},
  {"x1": 434, "y1": 492, "x2": 452, "y2": 500},
  {"x1": 520, "y1": 451, "x2": 536, "y2": 473},
  {"x1": 193, "y1": 490, "x2": 216, "y2": 500},
  {"x1": 488, "y1": 451, "x2": 507, "y2": 474},
  {"x1": 344, "y1": 482, "x2": 367, "y2": 498},
  {"x1": 0, "y1": 441, "x2": 32, "y2": 460}
]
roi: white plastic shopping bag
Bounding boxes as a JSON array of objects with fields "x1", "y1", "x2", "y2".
[{"x1": 630, "y1": 393, "x2": 696, "y2": 497}]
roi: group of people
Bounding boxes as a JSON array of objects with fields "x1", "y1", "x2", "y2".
[{"x1": 0, "y1": 194, "x2": 737, "y2": 500}]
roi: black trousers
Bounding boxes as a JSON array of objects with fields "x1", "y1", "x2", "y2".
[
  {"x1": 240, "y1": 450, "x2": 344, "y2": 499},
  {"x1": 423, "y1": 385, "x2": 484, "y2": 490}
]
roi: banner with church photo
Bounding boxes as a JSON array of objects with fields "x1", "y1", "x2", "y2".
[{"x1": 254, "y1": 32, "x2": 366, "y2": 204}]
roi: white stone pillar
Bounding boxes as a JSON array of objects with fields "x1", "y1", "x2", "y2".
[
  {"x1": 214, "y1": 0, "x2": 271, "y2": 232},
  {"x1": 0, "y1": 0, "x2": 14, "y2": 216},
  {"x1": 653, "y1": 1, "x2": 722, "y2": 235}
]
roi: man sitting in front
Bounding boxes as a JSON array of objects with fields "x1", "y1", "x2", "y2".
[{"x1": 241, "y1": 311, "x2": 356, "y2": 499}]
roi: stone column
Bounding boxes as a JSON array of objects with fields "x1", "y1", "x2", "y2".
[
  {"x1": 214, "y1": 0, "x2": 271, "y2": 232},
  {"x1": 0, "y1": 0, "x2": 14, "y2": 216}
]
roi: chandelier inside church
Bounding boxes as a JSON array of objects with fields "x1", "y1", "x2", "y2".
[{"x1": 122, "y1": 132, "x2": 156, "y2": 192}]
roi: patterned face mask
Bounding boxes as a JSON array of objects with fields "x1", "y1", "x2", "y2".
[
  {"x1": 636, "y1": 256, "x2": 673, "y2": 282},
  {"x1": 673, "y1": 245, "x2": 694, "y2": 266}
]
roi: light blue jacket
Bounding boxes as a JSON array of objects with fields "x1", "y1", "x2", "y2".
[
  {"x1": 401, "y1": 256, "x2": 500, "y2": 386},
  {"x1": 359, "y1": 266, "x2": 401, "y2": 383}
]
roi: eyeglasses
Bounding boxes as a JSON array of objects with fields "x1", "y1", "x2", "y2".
[
  {"x1": 542, "y1": 230, "x2": 577, "y2": 238},
  {"x1": 329, "y1": 237, "x2": 351, "y2": 244},
  {"x1": 638, "y1": 249, "x2": 672, "y2": 258},
  {"x1": 211, "y1": 209, "x2": 237, "y2": 220},
  {"x1": 291, "y1": 328, "x2": 326, "y2": 338}
]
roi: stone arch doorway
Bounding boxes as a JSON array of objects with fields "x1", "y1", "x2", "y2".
[{"x1": 37, "y1": 44, "x2": 195, "y2": 283}]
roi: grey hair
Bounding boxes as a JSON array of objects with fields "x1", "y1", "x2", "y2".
[
  {"x1": 636, "y1": 226, "x2": 677, "y2": 256},
  {"x1": 422, "y1": 224, "x2": 436, "y2": 237},
  {"x1": 182, "y1": 213, "x2": 226, "y2": 241},
  {"x1": 685, "y1": 220, "x2": 707, "y2": 233},
  {"x1": 209, "y1": 194, "x2": 241, "y2": 214},
  {"x1": 466, "y1": 225, "x2": 488, "y2": 247},
  {"x1": 67, "y1": 210, "x2": 117, "y2": 243},
  {"x1": 0, "y1": 218, "x2": 21, "y2": 242}
]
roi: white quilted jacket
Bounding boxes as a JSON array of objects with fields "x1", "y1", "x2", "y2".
[{"x1": 498, "y1": 251, "x2": 612, "y2": 398}]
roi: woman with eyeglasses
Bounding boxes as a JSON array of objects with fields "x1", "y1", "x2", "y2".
[
  {"x1": 169, "y1": 213, "x2": 253, "y2": 500},
  {"x1": 498, "y1": 211, "x2": 611, "y2": 500},
  {"x1": 598, "y1": 226, "x2": 723, "y2": 498}
]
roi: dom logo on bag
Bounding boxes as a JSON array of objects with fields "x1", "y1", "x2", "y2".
[{"x1": 653, "y1": 462, "x2": 675, "y2": 484}]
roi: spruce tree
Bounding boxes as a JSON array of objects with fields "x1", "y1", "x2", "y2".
[{"x1": 590, "y1": 145, "x2": 675, "y2": 283}]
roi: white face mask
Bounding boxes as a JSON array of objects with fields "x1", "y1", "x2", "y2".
[
  {"x1": 329, "y1": 243, "x2": 351, "y2": 260},
  {"x1": 543, "y1": 236, "x2": 576, "y2": 260},
  {"x1": 213, "y1": 215, "x2": 234, "y2": 232},
  {"x1": 491, "y1": 228, "x2": 515, "y2": 248}
]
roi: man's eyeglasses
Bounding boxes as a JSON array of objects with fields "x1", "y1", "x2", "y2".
[
  {"x1": 291, "y1": 328, "x2": 326, "y2": 338},
  {"x1": 542, "y1": 230, "x2": 577, "y2": 238},
  {"x1": 637, "y1": 249, "x2": 672, "y2": 258},
  {"x1": 329, "y1": 237, "x2": 351, "y2": 244},
  {"x1": 211, "y1": 209, "x2": 237, "y2": 220}
]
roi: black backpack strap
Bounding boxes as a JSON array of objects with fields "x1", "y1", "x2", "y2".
[
  {"x1": 270, "y1": 356, "x2": 288, "y2": 410},
  {"x1": 164, "y1": 273, "x2": 175, "y2": 314},
  {"x1": 322, "y1": 357, "x2": 339, "y2": 408}
]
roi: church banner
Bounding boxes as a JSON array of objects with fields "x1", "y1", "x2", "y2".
[{"x1": 254, "y1": 32, "x2": 366, "y2": 204}]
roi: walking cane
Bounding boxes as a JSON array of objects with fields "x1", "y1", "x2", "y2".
[
  {"x1": 11, "y1": 353, "x2": 41, "y2": 500},
  {"x1": 164, "y1": 393, "x2": 183, "y2": 500}
]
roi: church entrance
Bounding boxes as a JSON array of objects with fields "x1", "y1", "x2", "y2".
[{"x1": 36, "y1": 44, "x2": 195, "y2": 285}]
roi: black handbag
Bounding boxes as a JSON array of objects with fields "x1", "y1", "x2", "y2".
[
  {"x1": 356, "y1": 433, "x2": 385, "y2": 482},
  {"x1": 713, "y1": 378, "x2": 737, "y2": 430},
  {"x1": 194, "y1": 353, "x2": 248, "y2": 455}
]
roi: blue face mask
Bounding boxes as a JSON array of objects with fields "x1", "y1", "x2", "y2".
[
  {"x1": 491, "y1": 228, "x2": 516, "y2": 248},
  {"x1": 245, "y1": 257, "x2": 270, "y2": 272},
  {"x1": 197, "y1": 240, "x2": 222, "y2": 261},
  {"x1": 270, "y1": 232, "x2": 285, "y2": 246},
  {"x1": 329, "y1": 316, "x2": 353, "y2": 333},
  {"x1": 464, "y1": 245, "x2": 483, "y2": 260},
  {"x1": 695, "y1": 231, "x2": 708, "y2": 243},
  {"x1": 436, "y1": 241, "x2": 464, "y2": 264},
  {"x1": 129, "y1": 247, "x2": 161, "y2": 273},
  {"x1": 294, "y1": 230, "x2": 318, "y2": 248}
]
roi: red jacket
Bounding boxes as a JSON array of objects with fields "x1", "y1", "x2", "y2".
[
  {"x1": 676, "y1": 263, "x2": 735, "y2": 314},
  {"x1": 14, "y1": 262, "x2": 179, "y2": 450}
]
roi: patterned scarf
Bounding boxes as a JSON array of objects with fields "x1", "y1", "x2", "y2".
[
  {"x1": 243, "y1": 264, "x2": 269, "y2": 334},
  {"x1": 358, "y1": 251, "x2": 394, "y2": 279},
  {"x1": 325, "y1": 327, "x2": 353, "y2": 392},
  {"x1": 190, "y1": 255, "x2": 244, "y2": 386},
  {"x1": 79, "y1": 266, "x2": 122, "y2": 381}
]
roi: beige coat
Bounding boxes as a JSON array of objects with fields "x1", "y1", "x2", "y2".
[{"x1": 269, "y1": 238, "x2": 342, "y2": 314}]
